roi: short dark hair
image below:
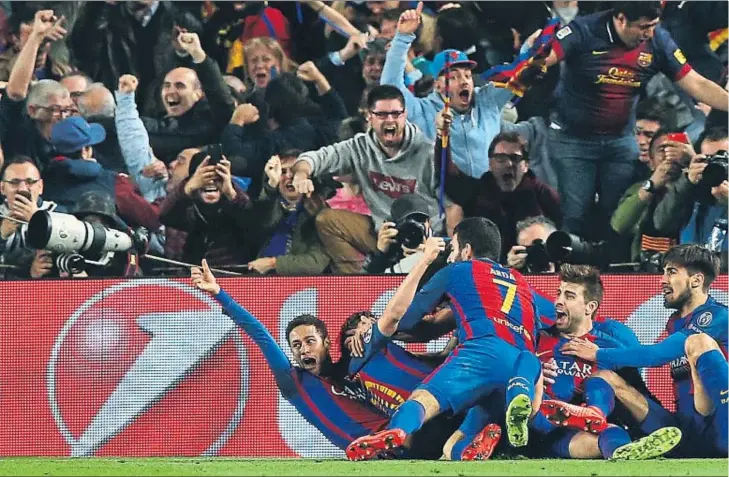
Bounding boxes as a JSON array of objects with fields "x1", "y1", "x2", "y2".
[
  {"x1": 366, "y1": 85, "x2": 405, "y2": 111},
  {"x1": 339, "y1": 310, "x2": 377, "y2": 356},
  {"x1": 697, "y1": 126, "x2": 728, "y2": 151},
  {"x1": 381, "y1": 7, "x2": 404, "y2": 23},
  {"x1": 0, "y1": 155, "x2": 40, "y2": 179},
  {"x1": 648, "y1": 127, "x2": 681, "y2": 156},
  {"x1": 436, "y1": 6, "x2": 479, "y2": 53},
  {"x1": 277, "y1": 148, "x2": 304, "y2": 160},
  {"x1": 559, "y1": 263, "x2": 604, "y2": 306},
  {"x1": 285, "y1": 314, "x2": 329, "y2": 344},
  {"x1": 487, "y1": 131, "x2": 527, "y2": 159},
  {"x1": 663, "y1": 244, "x2": 720, "y2": 291},
  {"x1": 453, "y1": 217, "x2": 501, "y2": 261},
  {"x1": 636, "y1": 98, "x2": 666, "y2": 125},
  {"x1": 612, "y1": 1, "x2": 662, "y2": 22}
]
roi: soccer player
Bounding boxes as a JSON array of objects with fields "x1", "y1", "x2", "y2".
[
  {"x1": 543, "y1": 1, "x2": 729, "y2": 237},
  {"x1": 346, "y1": 217, "x2": 545, "y2": 460},
  {"x1": 563, "y1": 244, "x2": 728, "y2": 457},
  {"x1": 533, "y1": 264, "x2": 682, "y2": 460},
  {"x1": 190, "y1": 259, "x2": 389, "y2": 451},
  {"x1": 341, "y1": 236, "x2": 502, "y2": 461}
]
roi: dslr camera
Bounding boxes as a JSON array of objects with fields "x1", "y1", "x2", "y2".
[{"x1": 699, "y1": 150, "x2": 728, "y2": 189}]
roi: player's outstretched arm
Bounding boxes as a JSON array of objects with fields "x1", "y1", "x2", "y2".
[
  {"x1": 562, "y1": 332, "x2": 688, "y2": 370},
  {"x1": 192, "y1": 260, "x2": 295, "y2": 386},
  {"x1": 378, "y1": 237, "x2": 446, "y2": 337}
]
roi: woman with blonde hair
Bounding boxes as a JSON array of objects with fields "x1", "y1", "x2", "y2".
[{"x1": 228, "y1": 36, "x2": 297, "y2": 91}]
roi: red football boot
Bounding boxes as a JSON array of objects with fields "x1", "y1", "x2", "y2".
[
  {"x1": 345, "y1": 429, "x2": 407, "y2": 461},
  {"x1": 542, "y1": 399, "x2": 608, "y2": 434},
  {"x1": 460, "y1": 424, "x2": 502, "y2": 461}
]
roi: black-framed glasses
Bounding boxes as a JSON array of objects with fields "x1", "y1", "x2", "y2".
[
  {"x1": 491, "y1": 153, "x2": 524, "y2": 164},
  {"x1": 370, "y1": 110, "x2": 404, "y2": 119},
  {"x1": 36, "y1": 105, "x2": 78, "y2": 116},
  {"x1": 2, "y1": 178, "x2": 41, "y2": 187}
]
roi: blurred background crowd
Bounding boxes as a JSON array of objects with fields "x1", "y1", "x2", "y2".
[{"x1": 0, "y1": 0, "x2": 726, "y2": 279}]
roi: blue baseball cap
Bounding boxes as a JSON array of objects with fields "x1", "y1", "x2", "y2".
[
  {"x1": 50, "y1": 116, "x2": 106, "y2": 154},
  {"x1": 430, "y1": 49, "x2": 477, "y2": 78}
]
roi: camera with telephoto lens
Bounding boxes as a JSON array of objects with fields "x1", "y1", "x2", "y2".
[
  {"x1": 524, "y1": 239, "x2": 552, "y2": 273},
  {"x1": 545, "y1": 231, "x2": 608, "y2": 268},
  {"x1": 699, "y1": 150, "x2": 728, "y2": 189},
  {"x1": 27, "y1": 210, "x2": 134, "y2": 257}
]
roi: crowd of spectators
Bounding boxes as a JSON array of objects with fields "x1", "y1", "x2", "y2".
[{"x1": 0, "y1": 0, "x2": 726, "y2": 279}]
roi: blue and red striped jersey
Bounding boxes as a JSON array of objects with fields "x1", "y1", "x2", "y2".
[
  {"x1": 348, "y1": 322, "x2": 437, "y2": 415},
  {"x1": 399, "y1": 258, "x2": 541, "y2": 352},
  {"x1": 216, "y1": 289, "x2": 388, "y2": 450},
  {"x1": 537, "y1": 319, "x2": 639, "y2": 402},
  {"x1": 665, "y1": 297, "x2": 728, "y2": 414},
  {"x1": 597, "y1": 296, "x2": 728, "y2": 417},
  {"x1": 551, "y1": 11, "x2": 692, "y2": 136}
]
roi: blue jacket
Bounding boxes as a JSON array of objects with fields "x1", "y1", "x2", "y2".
[
  {"x1": 42, "y1": 157, "x2": 117, "y2": 212},
  {"x1": 381, "y1": 32, "x2": 513, "y2": 178}
]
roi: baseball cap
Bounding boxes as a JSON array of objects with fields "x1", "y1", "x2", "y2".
[
  {"x1": 390, "y1": 194, "x2": 431, "y2": 223},
  {"x1": 51, "y1": 116, "x2": 106, "y2": 155},
  {"x1": 430, "y1": 49, "x2": 477, "y2": 78}
]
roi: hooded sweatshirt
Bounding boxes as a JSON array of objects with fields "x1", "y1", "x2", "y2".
[{"x1": 297, "y1": 122, "x2": 444, "y2": 232}]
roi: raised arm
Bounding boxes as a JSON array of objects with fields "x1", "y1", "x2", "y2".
[
  {"x1": 378, "y1": 237, "x2": 447, "y2": 337},
  {"x1": 191, "y1": 260, "x2": 296, "y2": 394}
]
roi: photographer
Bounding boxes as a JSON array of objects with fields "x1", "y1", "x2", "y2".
[
  {"x1": 362, "y1": 194, "x2": 435, "y2": 274},
  {"x1": 506, "y1": 215, "x2": 557, "y2": 274},
  {"x1": 653, "y1": 127, "x2": 728, "y2": 268},
  {"x1": 246, "y1": 151, "x2": 331, "y2": 276},
  {"x1": 158, "y1": 146, "x2": 255, "y2": 268},
  {"x1": 0, "y1": 155, "x2": 57, "y2": 279}
]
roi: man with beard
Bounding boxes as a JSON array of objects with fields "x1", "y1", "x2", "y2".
[
  {"x1": 158, "y1": 148, "x2": 253, "y2": 267},
  {"x1": 533, "y1": 264, "x2": 682, "y2": 460},
  {"x1": 563, "y1": 244, "x2": 728, "y2": 458},
  {"x1": 381, "y1": 2, "x2": 515, "y2": 180},
  {"x1": 291, "y1": 85, "x2": 450, "y2": 274},
  {"x1": 347, "y1": 217, "x2": 546, "y2": 459},
  {"x1": 447, "y1": 131, "x2": 561, "y2": 262}
]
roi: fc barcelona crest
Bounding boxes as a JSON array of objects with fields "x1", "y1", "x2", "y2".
[{"x1": 638, "y1": 52, "x2": 653, "y2": 68}]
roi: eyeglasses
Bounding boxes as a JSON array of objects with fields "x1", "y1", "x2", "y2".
[
  {"x1": 36, "y1": 105, "x2": 78, "y2": 116},
  {"x1": 491, "y1": 153, "x2": 524, "y2": 164},
  {"x1": 2, "y1": 178, "x2": 41, "y2": 187},
  {"x1": 370, "y1": 110, "x2": 404, "y2": 119}
]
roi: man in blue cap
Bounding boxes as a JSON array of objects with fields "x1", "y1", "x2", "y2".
[
  {"x1": 380, "y1": 1, "x2": 514, "y2": 181},
  {"x1": 43, "y1": 115, "x2": 162, "y2": 232}
]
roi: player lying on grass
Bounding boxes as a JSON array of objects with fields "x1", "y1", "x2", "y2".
[
  {"x1": 532, "y1": 264, "x2": 681, "y2": 460},
  {"x1": 192, "y1": 259, "x2": 389, "y2": 451},
  {"x1": 562, "y1": 244, "x2": 728, "y2": 458}
]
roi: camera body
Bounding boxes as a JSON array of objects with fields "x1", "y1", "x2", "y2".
[
  {"x1": 394, "y1": 216, "x2": 428, "y2": 250},
  {"x1": 524, "y1": 239, "x2": 552, "y2": 273},
  {"x1": 700, "y1": 150, "x2": 728, "y2": 189}
]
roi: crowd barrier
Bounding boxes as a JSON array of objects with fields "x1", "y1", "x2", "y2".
[{"x1": 1, "y1": 274, "x2": 727, "y2": 457}]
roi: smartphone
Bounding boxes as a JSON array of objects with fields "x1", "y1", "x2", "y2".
[
  {"x1": 667, "y1": 132, "x2": 690, "y2": 144},
  {"x1": 204, "y1": 144, "x2": 223, "y2": 166}
]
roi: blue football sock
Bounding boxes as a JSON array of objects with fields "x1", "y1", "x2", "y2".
[
  {"x1": 598, "y1": 425, "x2": 631, "y2": 459},
  {"x1": 584, "y1": 377, "x2": 615, "y2": 416},
  {"x1": 388, "y1": 400, "x2": 426, "y2": 435},
  {"x1": 450, "y1": 438, "x2": 471, "y2": 461},
  {"x1": 696, "y1": 349, "x2": 728, "y2": 452},
  {"x1": 507, "y1": 351, "x2": 541, "y2": 405}
]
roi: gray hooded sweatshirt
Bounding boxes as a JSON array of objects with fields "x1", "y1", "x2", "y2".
[{"x1": 297, "y1": 122, "x2": 445, "y2": 232}]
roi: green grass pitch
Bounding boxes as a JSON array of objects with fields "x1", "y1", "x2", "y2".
[{"x1": 0, "y1": 458, "x2": 725, "y2": 476}]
